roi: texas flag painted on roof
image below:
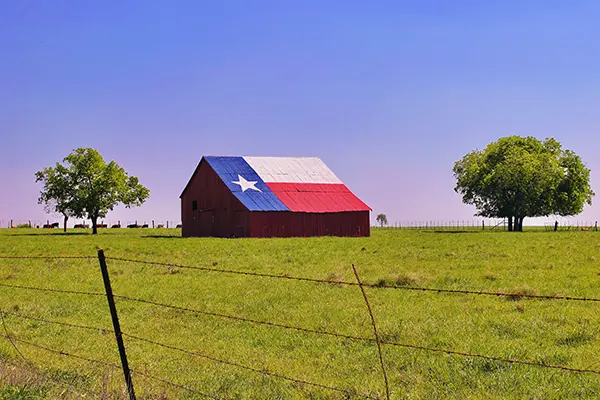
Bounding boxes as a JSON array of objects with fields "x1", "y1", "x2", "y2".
[{"x1": 204, "y1": 156, "x2": 371, "y2": 213}]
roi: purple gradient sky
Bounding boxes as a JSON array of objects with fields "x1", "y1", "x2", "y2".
[{"x1": 2, "y1": 1, "x2": 600, "y2": 227}]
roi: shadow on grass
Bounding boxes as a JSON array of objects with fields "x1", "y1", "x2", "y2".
[
  {"x1": 141, "y1": 235, "x2": 182, "y2": 239},
  {"x1": 10, "y1": 232, "x2": 91, "y2": 236},
  {"x1": 428, "y1": 230, "x2": 481, "y2": 234}
]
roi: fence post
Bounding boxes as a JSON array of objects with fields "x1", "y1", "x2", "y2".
[
  {"x1": 97, "y1": 250, "x2": 136, "y2": 400},
  {"x1": 352, "y1": 265, "x2": 390, "y2": 400}
]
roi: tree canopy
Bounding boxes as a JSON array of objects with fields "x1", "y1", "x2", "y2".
[
  {"x1": 35, "y1": 162, "x2": 75, "y2": 232},
  {"x1": 35, "y1": 148, "x2": 150, "y2": 234},
  {"x1": 376, "y1": 213, "x2": 388, "y2": 227},
  {"x1": 453, "y1": 136, "x2": 594, "y2": 231}
]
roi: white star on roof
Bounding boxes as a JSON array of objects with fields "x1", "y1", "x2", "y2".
[{"x1": 232, "y1": 175, "x2": 262, "y2": 193}]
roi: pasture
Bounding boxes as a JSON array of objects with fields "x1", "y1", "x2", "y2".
[{"x1": 0, "y1": 228, "x2": 599, "y2": 399}]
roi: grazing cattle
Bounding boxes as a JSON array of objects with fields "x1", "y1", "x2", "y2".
[
  {"x1": 43, "y1": 222, "x2": 59, "y2": 228},
  {"x1": 74, "y1": 224, "x2": 90, "y2": 229},
  {"x1": 111, "y1": 224, "x2": 121, "y2": 228},
  {"x1": 141, "y1": 224, "x2": 149, "y2": 228},
  {"x1": 176, "y1": 224, "x2": 182, "y2": 228},
  {"x1": 97, "y1": 224, "x2": 107, "y2": 228},
  {"x1": 157, "y1": 224, "x2": 165, "y2": 228},
  {"x1": 127, "y1": 224, "x2": 139, "y2": 228}
]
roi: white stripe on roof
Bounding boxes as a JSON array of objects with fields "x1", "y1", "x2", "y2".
[{"x1": 243, "y1": 157, "x2": 342, "y2": 184}]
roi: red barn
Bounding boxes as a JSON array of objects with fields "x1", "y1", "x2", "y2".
[{"x1": 180, "y1": 156, "x2": 371, "y2": 238}]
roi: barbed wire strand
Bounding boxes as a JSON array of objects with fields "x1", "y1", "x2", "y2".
[
  {"x1": 3, "y1": 334, "x2": 217, "y2": 399},
  {"x1": 0, "y1": 357, "x2": 103, "y2": 397},
  {"x1": 0, "y1": 256, "x2": 94, "y2": 260},
  {"x1": 114, "y1": 294, "x2": 369, "y2": 341},
  {"x1": 380, "y1": 339, "x2": 600, "y2": 375},
  {"x1": 1, "y1": 335, "x2": 116, "y2": 396},
  {"x1": 3, "y1": 254, "x2": 598, "y2": 302},
  {"x1": 105, "y1": 256, "x2": 600, "y2": 302},
  {"x1": 3, "y1": 335, "x2": 116, "y2": 368},
  {"x1": 0, "y1": 254, "x2": 598, "y2": 302},
  {"x1": 115, "y1": 294, "x2": 600, "y2": 377},
  {"x1": 2, "y1": 309, "x2": 111, "y2": 334},
  {"x1": 352, "y1": 265, "x2": 390, "y2": 400},
  {"x1": 123, "y1": 332, "x2": 369, "y2": 398},
  {"x1": 0, "y1": 311, "x2": 30, "y2": 365},
  {"x1": 130, "y1": 369, "x2": 222, "y2": 400},
  {"x1": 0, "y1": 282, "x2": 105, "y2": 297}
]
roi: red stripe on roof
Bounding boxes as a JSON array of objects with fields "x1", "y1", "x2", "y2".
[{"x1": 266, "y1": 183, "x2": 370, "y2": 212}]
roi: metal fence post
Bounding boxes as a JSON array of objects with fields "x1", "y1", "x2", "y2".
[{"x1": 97, "y1": 250, "x2": 136, "y2": 400}]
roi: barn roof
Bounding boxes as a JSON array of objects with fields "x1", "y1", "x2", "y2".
[{"x1": 181, "y1": 156, "x2": 370, "y2": 213}]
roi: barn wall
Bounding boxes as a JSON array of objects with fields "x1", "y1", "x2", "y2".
[
  {"x1": 181, "y1": 161, "x2": 249, "y2": 238},
  {"x1": 248, "y1": 211, "x2": 370, "y2": 238}
]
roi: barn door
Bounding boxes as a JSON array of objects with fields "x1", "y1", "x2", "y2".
[
  {"x1": 199, "y1": 210, "x2": 214, "y2": 237},
  {"x1": 234, "y1": 210, "x2": 247, "y2": 237}
]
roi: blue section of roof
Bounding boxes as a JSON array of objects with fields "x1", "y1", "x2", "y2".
[{"x1": 204, "y1": 156, "x2": 289, "y2": 211}]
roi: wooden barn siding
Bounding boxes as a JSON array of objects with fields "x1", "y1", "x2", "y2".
[
  {"x1": 181, "y1": 160, "x2": 249, "y2": 238},
  {"x1": 248, "y1": 211, "x2": 370, "y2": 238}
]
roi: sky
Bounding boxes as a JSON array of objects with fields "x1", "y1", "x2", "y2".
[{"x1": 1, "y1": 1, "x2": 600, "y2": 227}]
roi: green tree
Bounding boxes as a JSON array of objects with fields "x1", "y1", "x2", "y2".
[
  {"x1": 453, "y1": 136, "x2": 594, "y2": 231},
  {"x1": 35, "y1": 163, "x2": 76, "y2": 232},
  {"x1": 36, "y1": 148, "x2": 150, "y2": 234},
  {"x1": 376, "y1": 213, "x2": 388, "y2": 227}
]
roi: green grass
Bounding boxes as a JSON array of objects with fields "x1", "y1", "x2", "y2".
[{"x1": 1, "y1": 228, "x2": 600, "y2": 399}]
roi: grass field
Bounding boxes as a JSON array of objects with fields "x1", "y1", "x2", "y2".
[{"x1": 0, "y1": 228, "x2": 600, "y2": 399}]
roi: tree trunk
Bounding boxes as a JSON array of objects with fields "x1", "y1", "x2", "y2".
[
  {"x1": 63, "y1": 214, "x2": 68, "y2": 233},
  {"x1": 514, "y1": 216, "x2": 524, "y2": 232},
  {"x1": 92, "y1": 216, "x2": 98, "y2": 235},
  {"x1": 508, "y1": 216, "x2": 513, "y2": 232}
]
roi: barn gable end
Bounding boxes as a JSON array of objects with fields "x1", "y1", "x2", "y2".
[{"x1": 180, "y1": 159, "x2": 249, "y2": 238}]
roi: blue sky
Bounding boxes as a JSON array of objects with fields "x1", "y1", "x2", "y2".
[{"x1": 2, "y1": 1, "x2": 600, "y2": 227}]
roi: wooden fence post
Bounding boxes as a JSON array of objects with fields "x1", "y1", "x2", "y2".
[
  {"x1": 352, "y1": 265, "x2": 390, "y2": 400},
  {"x1": 97, "y1": 250, "x2": 136, "y2": 400}
]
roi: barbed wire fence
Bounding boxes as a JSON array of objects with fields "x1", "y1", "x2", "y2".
[{"x1": 1, "y1": 253, "x2": 600, "y2": 398}]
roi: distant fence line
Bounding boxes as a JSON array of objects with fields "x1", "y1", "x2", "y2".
[
  {"x1": 0, "y1": 220, "x2": 182, "y2": 229},
  {"x1": 385, "y1": 219, "x2": 506, "y2": 231},
  {"x1": 379, "y1": 219, "x2": 600, "y2": 232},
  {"x1": 0, "y1": 252, "x2": 599, "y2": 398},
  {"x1": 3, "y1": 219, "x2": 600, "y2": 232}
]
